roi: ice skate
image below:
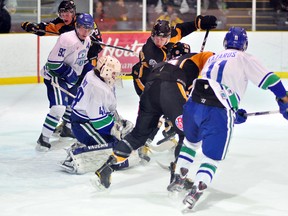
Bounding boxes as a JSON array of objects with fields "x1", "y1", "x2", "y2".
[
  {"x1": 91, "y1": 155, "x2": 116, "y2": 190},
  {"x1": 167, "y1": 167, "x2": 188, "y2": 192},
  {"x1": 59, "y1": 154, "x2": 76, "y2": 173},
  {"x1": 36, "y1": 134, "x2": 51, "y2": 152},
  {"x1": 182, "y1": 181, "x2": 207, "y2": 211},
  {"x1": 60, "y1": 124, "x2": 75, "y2": 139},
  {"x1": 138, "y1": 144, "x2": 151, "y2": 163},
  {"x1": 53, "y1": 120, "x2": 65, "y2": 137}
]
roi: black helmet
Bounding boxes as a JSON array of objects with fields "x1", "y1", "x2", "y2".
[
  {"x1": 151, "y1": 20, "x2": 171, "y2": 37},
  {"x1": 58, "y1": 0, "x2": 76, "y2": 14}
]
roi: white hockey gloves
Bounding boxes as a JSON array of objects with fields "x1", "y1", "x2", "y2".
[{"x1": 111, "y1": 119, "x2": 134, "y2": 140}]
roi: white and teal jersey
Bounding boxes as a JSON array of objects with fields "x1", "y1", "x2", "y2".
[
  {"x1": 72, "y1": 71, "x2": 117, "y2": 131},
  {"x1": 200, "y1": 49, "x2": 281, "y2": 109},
  {"x1": 41, "y1": 30, "x2": 91, "y2": 79}
]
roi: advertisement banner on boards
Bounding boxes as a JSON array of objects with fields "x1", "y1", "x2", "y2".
[{"x1": 100, "y1": 32, "x2": 150, "y2": 73}]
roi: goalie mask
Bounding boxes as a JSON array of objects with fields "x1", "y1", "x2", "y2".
[{"x1": 96, "y1": 56, "x2": 122, "y2": 87}]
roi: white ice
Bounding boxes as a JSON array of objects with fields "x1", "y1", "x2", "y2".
[{"x1": 1, "y1": 80, "x2": 288, "y2": 216}]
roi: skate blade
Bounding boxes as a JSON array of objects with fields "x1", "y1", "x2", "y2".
[
  {"x1": 35, "y1": 143, "x2": 50, "y2": 152},
  {"x1": 90, "y1": 175, "x2": 107, "y2": 191}
]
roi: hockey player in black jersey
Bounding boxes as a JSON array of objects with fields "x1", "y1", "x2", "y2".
[
  {"x1": 131, "y1": 15, "x2": 217, "y2": 96},
  {"x1": 91, "y1": 43, "x2": 215, "y2": 189},
  {"x1": 132, "y1": 15, "x2": 217, "y2": 159}
]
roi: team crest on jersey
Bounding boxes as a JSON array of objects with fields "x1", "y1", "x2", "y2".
[
  {"x1": 149, "y1": 59, "x2": 157, "y2": 67},
  {"x1": 175, "y1": 115, "x2": 183, "y2": 131},
  {"x1": 75, "y1": 50, "x2": 87, "y2": 66}
]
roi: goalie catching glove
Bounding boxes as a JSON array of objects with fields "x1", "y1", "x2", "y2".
[{"x1": 111, "y1": 119, "x2": 134, "y2": 140}]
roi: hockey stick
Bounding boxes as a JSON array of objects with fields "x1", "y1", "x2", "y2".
[
  {"x1": 92, "y1": 41, "x2": 139, "y2": 56},
  {"x1": 51, "y1": 81, "x2": 122, "y2": 120},
  {"x1": 200, "y1": 29, "x2": 210, "y2": 52},
  {"x1": 33, "y1": 29, "x2": 138, "y2": 55},
  {"x1": 245, "y1": 110, "x2": 279, "y2": 117},
  {"x1": 51, "y1": 81, "x2": 76, "y2": 98}
]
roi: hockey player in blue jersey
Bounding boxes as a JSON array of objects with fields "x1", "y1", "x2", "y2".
[
  {"x1": 167, "y1": 26, "x2": 288, "y2": 210},
  {"x1": 36, "y1": 13, "x2": 95, "y2": 151}
]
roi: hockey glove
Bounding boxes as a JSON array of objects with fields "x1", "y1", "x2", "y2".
[
  {"x1": 277, "y1": 97, "x2": 288, "y2": 120},
  {"x1": 195, "y1": 15, "x2": 217, "y2": 30},
  {"x1": 111, "y1": 119, "x2": 134, "y2": 140},
  {"x1": 21, "y1": 22, "x2": 38, "y2": 33},
  {"x1": 234, "y1": 109, "x2": 247, "y2": 124}
]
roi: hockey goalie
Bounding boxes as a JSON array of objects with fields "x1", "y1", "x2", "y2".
[{"x1": 59, "y1": 56, "x2": 142, "y2": 174}]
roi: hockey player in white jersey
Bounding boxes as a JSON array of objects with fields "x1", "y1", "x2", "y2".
[
  {"x1": 59, "y1": 56, "x2": 139, "y2": 174},
  {"x1": 167, "y1": 26, "x2": 288, "y2": 210},
  {"x1": 36, "y1": 13, "x2": 95, "y2": 151}
]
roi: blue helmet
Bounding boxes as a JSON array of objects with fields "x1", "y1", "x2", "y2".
[
  {"x1": 76, "y1": 13, "x2": 94, "y2": 29},
  {"x1": 223, "y1": 27, "x2": 248, "y2": 51}
]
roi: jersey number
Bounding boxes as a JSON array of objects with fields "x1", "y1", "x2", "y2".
[{"x1": 206, "y1": 60, "x2": 227, "y2": 83}]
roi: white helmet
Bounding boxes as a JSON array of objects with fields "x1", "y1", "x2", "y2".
[{"x1": 96, "y1": 56, "x2": 122, "y2": 86}]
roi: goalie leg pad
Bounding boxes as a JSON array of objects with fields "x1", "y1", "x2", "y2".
[{"x1": 60, "y1": 142, "x2": 114, "y2": 174}]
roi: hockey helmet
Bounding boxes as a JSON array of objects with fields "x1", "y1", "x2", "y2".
[
  {"x1": 96, "y1": 56, "x2": 122, "y2": 86},
  {"x1": 58, "y1": 0, "x2": 76, "y2": 14},
  {"x1": 223, "y1": 27, "x2": 248, "y2": 51},
  {"x1": 151, "y1": 20, "x2": 171, "y2": 38},
  {"x1": 170, "y1": 42, "x2": 190, "y2": 59},
  {"x1": 76, "y1": 13, "x2": 94, "y2": 30}
]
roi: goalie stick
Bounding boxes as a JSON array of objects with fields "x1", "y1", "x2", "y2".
[{"x1": 51, "y1": 81, "x2": 121, "y2": 120}]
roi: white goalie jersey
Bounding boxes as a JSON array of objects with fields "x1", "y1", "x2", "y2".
[{"x1": 72, "y1": 70, "x2": 117, "y2": 122}]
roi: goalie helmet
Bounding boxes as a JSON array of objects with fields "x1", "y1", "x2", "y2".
[
  {"x1": 58, "y1": 0, "x2": 76, "y2": 14},
  {"x1": 76, "y1": 13, "x2": 94, "y2": 30},
  {"x1": 151, "y1": 20, "x2": 171, "y2": 38},
  {"x1": 170, "y1": 42, "x2": 191, "y2": 59},
  {"x1": 223, "y1": 26, "x2": 248, "y2": 51},
  {"x1": 96, "y1": 56, "x2": 122, "y2": 86}
]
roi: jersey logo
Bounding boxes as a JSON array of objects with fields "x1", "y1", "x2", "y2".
[
  {"x1": 149, "y1": 59, "x2": 157, "y2": 67},
  {"x1": 175, "y1": 115, "x2": 183, "y2": 131},
  {"x1": 74, "y1": 49, "x2": 87, "y2": 66}
]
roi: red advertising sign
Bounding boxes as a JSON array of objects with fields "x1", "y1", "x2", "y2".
[{"x1": 100, "y1": 32, "x2": 150, "y2": 73}]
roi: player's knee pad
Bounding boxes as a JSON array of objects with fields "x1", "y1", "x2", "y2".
[
  {"x1": 183, "y1": 138, "x2": 201, "y2": 150},
  {"x1": 49, "y1": 105, "x2": 66, "y2": 119},
  {"x1": 113, "y1": 138, "x2": 134, "y2": 158}
]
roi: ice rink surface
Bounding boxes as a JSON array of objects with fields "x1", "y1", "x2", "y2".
[{"x1": 1, "y1": 80, "x2": 288, "y2": 216}]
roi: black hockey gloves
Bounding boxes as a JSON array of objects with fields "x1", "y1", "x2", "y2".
[
  {"x1": 21, "y1": 22, "x2": 38, "y2": 32},
  {"x1": 195, "y1": 15, "x2": 217, "y2": 30}
]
